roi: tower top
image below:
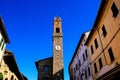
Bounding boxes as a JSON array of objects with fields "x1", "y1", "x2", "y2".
[
  {"x1": 53, "y1": 16, "x2": 62, "y2": 36},
  {"x1": 54, "y1": 16, "x2": 61, "y2": 22}
]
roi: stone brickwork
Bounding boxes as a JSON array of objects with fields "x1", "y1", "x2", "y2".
[
  {"x1": 35, "y1": 17, "x2": 64, "y2": 80},
  {"x1": 53, "y1": 17, "x2": 64, "y2": 80},
  {"x1": 35, "y1": 57, "x2": 53, "y2": 80}
]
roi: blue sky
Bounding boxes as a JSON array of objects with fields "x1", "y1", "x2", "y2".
[{"x1": 0, "y1": 0, "x2": 101, "y2": 80}]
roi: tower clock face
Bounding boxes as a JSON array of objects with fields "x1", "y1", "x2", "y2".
[{"x1": 55, "y1": 45, "x2": 61, "y2": 50}]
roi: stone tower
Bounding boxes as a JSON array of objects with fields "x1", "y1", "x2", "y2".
[{"x1": 53, "y1": 17, "x2": 64, "y2": 80}]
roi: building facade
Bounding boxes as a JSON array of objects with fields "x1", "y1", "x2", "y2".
[
  {"x1": 0, "y1": 17, "x2": 10, "y2": 65},
  {"x1": 0, "y1": 50, "x2": 25, "y2": 80},
  {"x1": 0, "y1": 17, "x2": 26, "y2": 80},
  {"x1": 69, "y1": 32, "x2": 93, "y2": 80},
  {"x1": 35, "y1": 57, "x2": 53, "y2": 80},
  {"x1": 69, "y1": 0, "x2": 120, "y2": 80},
  {"x1": 85, "y1": 0, "x2": 120, "y2": 80},
  {"x1": 0, "y1": 58, "x2": 18, "y2": 80},
  {"x1": 69, "y1": 61, "x2": 74, "y2": 80},
  {"x1": 78, "y1": 32, "x2": 92, "y2": 80},
  {"x1": 53, "y1": 17, "x2": 64, "y2": 80},
  {"x1": 35, "y1": 16, "x2": 64, "y2": 80}
]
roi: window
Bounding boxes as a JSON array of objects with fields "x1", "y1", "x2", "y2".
[
  {"x1": 91, "y1": 45, "x2": 94, "y2": 54},
  {"x1": 10, "y1": 75, "x2": 14, "y2": 80},
  {"x1": 4, "y1": 71, "x2": 8, "y2": 75},
  {"x1": 108, "y1": 47, "x2": 115, "y2": 62},
  {"x1": 79, "y1": 60, "x2": 81, "y2": 66},
  {"x1": 83, "y1": 53, "x2": 85, "y2": 61},
  {"x1": 77, "y1": 63, "x2": 79, "y2": 70},
  {"x1": 76, "y1": 64, "x2": 78, "y2": 71},
  {"x1": 85, "y1": 49, "x2": 88, "y2": 58},
  {"x1": 102, "y1": 25, "x2": 107, "y2": 37},
  {"x1": 94, "y1": 39, "x2": 98, "y2": 49},
  {"x1": 43, "y1": 65, "x2": 50, "y2": 72},
  {"x1": 5, "y1": 78, "x2": 8, "y2": 80},
  {"x1": 94, "y1": 63, "x2": 98, "y2": 73},
  {"x1": 99, "y1": 58, "x2": 103, "y2": 69},
  {"x1": 85, "y1": 70, "x2": 87, "y2": 78},
  {"x1": 88, "y1": 67, "x2": 91, "y2": 76},
  {"x1": 1, "y1": 42, "x2": 4, "y2": 50},
  {"x1": 111, "y1": 2, "x2": 119, "y2": 18},
  {"x1": 0, "y1": 38, "x2": 3, "y2": 47},
  {"x1": 56, "y1": 27, "x2": 60, "y2": 33},
  {"x1": 74, "y1": 68, "x2": 76, "y2": 73}
]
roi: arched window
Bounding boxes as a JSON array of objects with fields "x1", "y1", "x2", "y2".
[
  {"x1": 10, "y1": 75, "x2": 14, "y2": 80},
  {"x1": 56, "y1": 28, "x2": 60, "y2": 33},
  {"x1": 5, "y1": 78, "x2": 8, "y2": 80},
  {"x1": 43, "y1": 65, "x2": 50, "y2": 72}
]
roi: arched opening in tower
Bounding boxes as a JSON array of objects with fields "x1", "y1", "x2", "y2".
[{"x1": 56, "y1": 28, "x2": 60, "y2": 33}]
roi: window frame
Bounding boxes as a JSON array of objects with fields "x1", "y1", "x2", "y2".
[
  {"x1": 111, "y1": 2, "x2": 119, "y2": 18},
  {"x1": 79, "y1": 60, "x2": 81, "y2": 66},
  {"x1": 43, "y1": 65, "x2": 51, "y2": 72},
  {"x1": 99, "y1": 58, "x2": 103, "y2": 69},
  {"x1": 108, "y1": 47, "x2": 115, "y2": 62},
  {"x1": 83, "y1": 53, "x2": 85, "y2": 61},
  {"x1": 1, "y1": 42, "x2": 5, "y2": 50},
  {"x1": 102, "y1": 25, "x2": 107, "y2": 37},
  {"x1": 94, "y1": 63, "x2": 98, "y2": 73},
  {"x1": 88, "y1": 67, "x2": 91, "y2": 76},
  {"x1": 85, "y1": 49, "x2": 88, "y2": 59},
  {"x1": 94, "y1": 38, "x2": 98, "y2": 49},
  {"x1": 91, "y1": 45, "x2": 94, "y2": 54},
  {"x1": 85, "y1": 70, "x2": 87, "y2": 78},
  {"x1": 0, "y1": 38, "x2": 3, "y2": 47}
]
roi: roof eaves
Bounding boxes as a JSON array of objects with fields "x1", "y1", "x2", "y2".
[
  {"x1": 85, "y1": 0, "x2": 108, "y2": 45},
  {"x1": 0, "y1": 17, "x2": 10, "y2": 43},
  {"x1": 69, "y1": 32, "x2": 87, "y2": 67}
]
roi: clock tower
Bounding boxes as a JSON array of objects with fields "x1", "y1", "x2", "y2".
[{"x1": 53, "y1": 17, "x2": 64, "y2": 80}]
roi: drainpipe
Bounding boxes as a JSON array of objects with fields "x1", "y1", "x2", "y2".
[{"x1": 97, "y1": 28, "x2": 108, "y2": 65}]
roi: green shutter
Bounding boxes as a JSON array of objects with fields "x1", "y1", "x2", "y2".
[
  {"x1": 0, "y1": 38, "x2": 3, "y2": 47},
  {"x1": 0, "y1": 73, "x2": 3, "y2": 80}
]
